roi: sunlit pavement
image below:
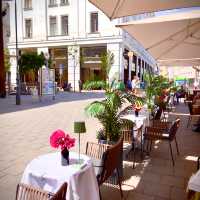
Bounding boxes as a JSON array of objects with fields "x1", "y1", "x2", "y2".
[
  {"x1": 0, "y1": 91, "x2": 104, "y2": 200},
  {"x1": 0, "y1": 93, "x2": 199, "y2": 200},
  {"x1": 101, "y1": 101, "x2": 200, "y2": 200}
]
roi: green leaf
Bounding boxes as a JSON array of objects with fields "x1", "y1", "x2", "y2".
[{"x1": 85, "y1": 101, "x2": 105, "y2": 117}]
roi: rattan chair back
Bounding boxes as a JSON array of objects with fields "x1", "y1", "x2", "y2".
[
  {"x1": 15, "y1": 182, "x2": 67, "y2": 200},
  {"x1": 121, "y1": 119, "x2": 134, "y2": 144},
  {"x1": 98, "y1": 136, "x2": 123, "y2": 185},
  {"x1": 86, "y1": 142, "x2": 110, "y2": 159}
]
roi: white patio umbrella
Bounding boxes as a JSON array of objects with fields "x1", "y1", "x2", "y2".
[
  {"x1": 116, "y1": 9, "x2": 200, "y2": 66},
  {"x1": 88, "y1": 0, "x2": 200, "y2": 20}
]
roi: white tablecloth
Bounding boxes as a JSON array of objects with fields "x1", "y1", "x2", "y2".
[
  {"x1": 188, "y1": 169, "x2": 200, "y2": 192},
  {"x1": 120, "y1": 113, "x2": 149, "y2": 129},
  {"x1": 21, "y1": 152, "x2": 100, "y2": 200}
]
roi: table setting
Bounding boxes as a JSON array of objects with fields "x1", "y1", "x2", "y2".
[{"x1": 21, "y1": 129, "x2": 100, "y2": 200}]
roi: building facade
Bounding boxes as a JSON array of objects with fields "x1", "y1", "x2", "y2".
[{"x1": 8, "y1": 0, "x2": 156, "y2": 90}]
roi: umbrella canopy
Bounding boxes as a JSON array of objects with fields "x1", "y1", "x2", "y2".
[
  {"x1": 88, "y1": 0, "x2": 200, "y2": 20},
  {"x1": 158, "y1": 58, "x2": 200, "y2": 66},
  {"x1": 116, "y1": 9, "x2": 200, "y2": 66}
]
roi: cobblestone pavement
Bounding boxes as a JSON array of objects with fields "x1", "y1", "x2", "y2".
[{"x1": 0, "y1": 93, "x2": 200, "y2": 200}]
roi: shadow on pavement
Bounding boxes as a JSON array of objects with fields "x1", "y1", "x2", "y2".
[{"x1": 0, "y1": 91, "x2": 105, "y2": 114}]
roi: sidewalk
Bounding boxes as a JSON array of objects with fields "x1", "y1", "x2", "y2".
[
  {"x1": 0, "y1": 93, "x2": 200, "y2": 200},
  {"x1": 0, "y1": 92, "x2": 104, "y2": 200}
]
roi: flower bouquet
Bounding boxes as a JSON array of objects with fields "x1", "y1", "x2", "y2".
[
  {"x1": 50, "y1": 129, "x2": 75, "y2": 166},
  {"x1": 132, "y1": 101, "x2": 143, "y2": 117}
]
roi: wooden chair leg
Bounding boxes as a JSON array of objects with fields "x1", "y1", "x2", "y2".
[
  {"x1": 140, "y1": 134, "x2": 143, "y2": 160},
  {"x1": 116, "y1": 168, "x2": 123, "y2": 199},
  {"x1": 143, "y1": 138, "x2": 146, "y2": 154},
  {"x1": 187, "y1": 116, "x2": 191, "y2": 128},
  {"x1": 132, "y1": 144, "x2": 136, "y2": 169},
  {"x1": 174, "y1": 137, "x2": 180, "y2": 155},
  {"x1": 147, "y1": 140, "x2": 150, "y2": 154},
  {"x1": 99, "y1": 187, "x2": 102, "y2": 200},
  {"x1": 169, "y1": 142, "x2": 175, "y2": 166},
  {"x1": 150, "y1": 141, "x2": 153, "y2": 152}
]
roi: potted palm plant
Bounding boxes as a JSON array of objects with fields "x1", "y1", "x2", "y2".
[
  {"x1": 85, "y1": 85, "x2": 125, "y2": 142},
  {"x1": 144, "y1": 73, "x2": 175, "y2": 118}
]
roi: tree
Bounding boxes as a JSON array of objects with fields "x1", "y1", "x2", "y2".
[
  {"x1": 100, "y1": 50, "x2": 114, "y2": 81},
  {"x1": 144, "y1": 72, "x2": 175, "y2": 111},
  {"x1": 18, "y1": 52, "x2": 45, "y2": 81},
  {"x1": 4, "y1": 48, "x2": 10, "y2": 72}
]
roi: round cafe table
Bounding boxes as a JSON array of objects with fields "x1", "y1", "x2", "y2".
[{"x1": 21, "y1": 151, "x2": 100, "y2": 200}]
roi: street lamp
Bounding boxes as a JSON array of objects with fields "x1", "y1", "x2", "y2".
[
  {"x1": 14, "y1": 0, "x2": 20, "y2": 105},
  {"x1": 69, "y1": 46, "x2": 78, "y2": 92},
  {"x1": 2, "y1": 0, "x2": 20, "y2": 104}
]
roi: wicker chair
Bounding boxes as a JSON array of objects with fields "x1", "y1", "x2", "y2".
[
  {"x1": 187, "y1": 102, "x2": 200, "y2": 128},
  {"x1": 133, "y1": 125, "x2": 143, "y2": 160},
  {"x1": 121, "y1": 119, "x2": 135, "y2": 167},
  {"x1": 86, "y1": 142, "x2": 110, "y2": 160},
  {"x1": 151, "y1": 120, "x2": 172, "y2": 130},
  {"x1": 143, "y1": 118, "x2": 180, "y2": 166},
  {"x1": 86, "y1": 137, "x2": 124, "y2": 199},
  {"x1": 15, "y1": 182, "x2": 67, "y2": 200}
]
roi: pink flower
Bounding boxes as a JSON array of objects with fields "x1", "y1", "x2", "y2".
[{"x1": 50, "y1": 129, "x2": 75, "y2": 150}]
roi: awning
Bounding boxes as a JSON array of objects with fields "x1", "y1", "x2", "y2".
[
  {"x1": 116, "y1": 9, "x2": 200, "y2": 66},
  {"x1": 88, "y1": 0, "x2": 200, "y2": 20}
]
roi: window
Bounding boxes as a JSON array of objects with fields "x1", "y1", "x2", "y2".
[
  {"x1": 49, "y1": 0, "x2": 57, "y2": 7},
  {"x1": 61, "y1": 16, "x2": 68, "y2": 35},
  {"x1": 25, "y1": 19, "x2": 32, "y2": 38},
  {"x1": 49, "y1": 16, "x2": 57, "y2": 36},
  {"x1": 24, "y1": 0, "x2": 32, "y2": 9},
  {"x1": 60, "y1": 0, "x2": 69, "y2": 6},
  {"x1": 90, "y1": 12, "x2": 98, "y2": 33}
]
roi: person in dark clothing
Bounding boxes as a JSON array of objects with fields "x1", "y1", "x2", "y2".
[
  {"x1": 126, "y1": 80, "x2": 132, "y2": 90},
  {"x1": 78, "y1": 80, "x2": 82, "y2": 92},
  {"x1": 175, "y1": 85, "x2": 186, "y2": 104}
]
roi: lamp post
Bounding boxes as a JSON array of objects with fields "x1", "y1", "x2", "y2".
[
  {"x1": 13, "y1": 0, "x2": 20, "y2": 105},
  {"x1": 128, "y1": 51, "x2": 133, "y2": 81},
  {"x1": 69, "y1": 46, "x2": 78, "y2": 92},
  {"x1": 73, "y1": 54, "x2": 76, "y2": 92},
  {"x1": 0, "y1": 0, "x2": 6, "y2": 98}
]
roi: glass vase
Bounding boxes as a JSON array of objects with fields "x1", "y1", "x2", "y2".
[
  {"x1": 61, "y1": 148, "x2": 69, "y2": 166},
  {"x1": 135, "y1": 110, "x2": 139, "y2": 117}
]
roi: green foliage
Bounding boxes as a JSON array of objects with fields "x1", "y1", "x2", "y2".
[
  {"x1": 85, "y1": 91, "x2": 124, "y2": 141},
  {"x1": 4, "y1": 49, "x2": 11, "y2": 72},
  {"x1": 83, "y1": 80, "x2": 107, "y2": 90},
  {"x1": 82, "y1": 51, "x2": 115, "y2": 91},
  {"x1": 144, "y1": 73, "x2": 175, "y2": 110},
  {"x1": 85, "y1": 88, "x2": 144, "y2": 141},
  {"x1": 19, "y1": 52, "x2": 45, "y2": 75},
  {"x1": 100, "y1": 50, "x2": 114, "y2": 80}
]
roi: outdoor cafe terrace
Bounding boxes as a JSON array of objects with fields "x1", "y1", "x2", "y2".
[{"x1": 0, "y1": 92, "x2": 200, "y2": 200}]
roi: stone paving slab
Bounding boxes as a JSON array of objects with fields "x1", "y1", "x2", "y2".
[{"x1": 0, "y1": 92, "x2": 200, "y2": 200}]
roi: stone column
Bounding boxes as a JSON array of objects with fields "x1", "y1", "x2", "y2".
[
  {"x1": 128, "y1": 51, "x2": 133, "y2": 81},
  {"x1": 136, "y1": 56, "x2": 139, "y2": 76},
  {"x1": 107, "y1": 43, "x2": 123, "y2": 82},
  {"x1": 9, "y1": 48, "x2": 17, "y2": 87},
  {"x1": 68, "y1": 45, "x2": 80, "y2": 91}
]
